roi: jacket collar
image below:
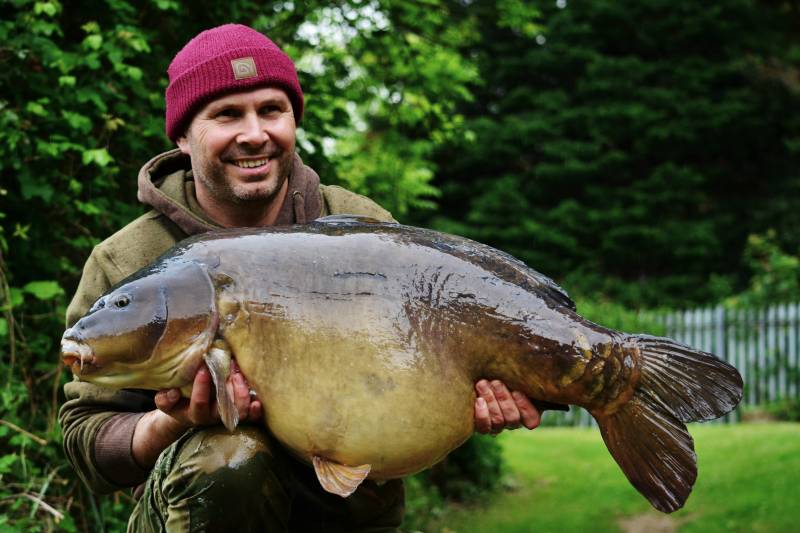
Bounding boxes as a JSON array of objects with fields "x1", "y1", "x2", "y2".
[{"x1": 136, "y1": 149, "x2": 322, "y2": 236}]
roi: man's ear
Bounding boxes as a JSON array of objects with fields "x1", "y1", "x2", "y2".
[{"x1": 177, "y1": 135, "x2": 191, "y2": 155}]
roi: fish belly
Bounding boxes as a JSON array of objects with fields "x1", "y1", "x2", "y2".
[{"x1": 228, "y1": 311, "x2": 476, "y2": 478}]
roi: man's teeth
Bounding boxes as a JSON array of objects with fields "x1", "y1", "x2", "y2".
[{"x1": 232, "y1": 158, "x2": 268, "y2": 168}]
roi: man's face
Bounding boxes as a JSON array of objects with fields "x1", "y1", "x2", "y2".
[{"x1": 177, "y1": 87, "x2": 296, "y2": 206}]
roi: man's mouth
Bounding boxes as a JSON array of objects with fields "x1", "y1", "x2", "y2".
[{"x1": 231, "y1": 157, "x2": 269, "y2": 169}]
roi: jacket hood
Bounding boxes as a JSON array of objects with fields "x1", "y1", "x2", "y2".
[{"x1": 136, "y1": 149, "x2": 322, "y2": 236}]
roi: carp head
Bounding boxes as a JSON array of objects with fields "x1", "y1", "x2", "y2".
[{"x1": 61, "y1": 260, "x2": 218, "y2": 390}]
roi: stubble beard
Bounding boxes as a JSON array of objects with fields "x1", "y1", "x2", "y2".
[{"x1": 194, "y1": 147, "x2": 295, "y2": 206}]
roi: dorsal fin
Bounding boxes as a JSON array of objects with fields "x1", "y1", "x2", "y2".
[
  {"x1": 311, "y1": 216, "x2": 576, "y2": 310},
  {"x1": 425, "y1": 231, "x2": 576, "y2": 311},
  {"x1": 314, "y1": 214, "x2": 396, "y2": 226},
  {"x1": 487, "y1": 247, "x2": 576, "y2": 311}
]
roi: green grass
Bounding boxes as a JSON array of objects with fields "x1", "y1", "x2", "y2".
[{"x1": 422, "y1": 423, "x2": 800, "y2": 532}]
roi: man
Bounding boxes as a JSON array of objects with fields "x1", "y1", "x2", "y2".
[{"x1": 60, "y1": 24, "x2": 540, "y2": 532}]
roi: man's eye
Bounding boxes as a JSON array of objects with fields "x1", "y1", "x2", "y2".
[
  {"x1": 260, "y1": 105, "x2": 280, "y2": 115},
  {"x1": 217, "y1": 109, "x2": 240, "y2": 118}
]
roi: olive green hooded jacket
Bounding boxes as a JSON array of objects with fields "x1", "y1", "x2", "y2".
[{"x1": 59, "y1": 149, "x2": 394, "y2": 493}]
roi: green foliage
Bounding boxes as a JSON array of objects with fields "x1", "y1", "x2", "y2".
[
  {"x1": 743, "y1": 397, "x2": 800, "y2": 422},
  {"x1": 334, "y1": 131, "x2": 440, "y2": 217},
  {"x1": 726, "y1": 230, "x2": 800, "y2": 307},
  {"x1": 401, "y1": 472, "x2": 446, "y2": 531},
  {"x1": 432, "y1": 434, "x2": 505, "y2": 501},
  {"x1": 22, "y1": 281, "x2": 64, "y2": 301},
  {"x1": 299, "y1": 0, "x2": 479, "y2": 216},
  {"x1": 573, "y1": 297, "x2": 667, "y2": 336},
  {"x1": 2, "y1": 0, "x2": 175, "y2": 526},
  {"x1": 427, "y1": 0, "x2": 800, "y2": 308},
  {"x1": 763, "y1": 398, "x2": 800, "y2": 422},
  {"x1": 403, "y1": 434, "x2": 505, "y2": 531}
]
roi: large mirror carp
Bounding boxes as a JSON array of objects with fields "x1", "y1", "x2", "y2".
[{"x1": 61, "y1": 215, "x2": 742, "y2": 513}]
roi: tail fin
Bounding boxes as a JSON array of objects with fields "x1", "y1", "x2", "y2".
[{"x1": 593, "y1": 335, "x2": 743, "y2": 513}]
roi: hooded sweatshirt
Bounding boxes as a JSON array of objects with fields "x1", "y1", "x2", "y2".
[{"x1": 60, "y1": 149, "x2": 394, "y2": 493}]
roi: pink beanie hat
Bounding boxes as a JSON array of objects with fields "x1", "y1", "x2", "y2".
[{"x1": 165, "y1": 24, "x2": 304, "y2": 141}]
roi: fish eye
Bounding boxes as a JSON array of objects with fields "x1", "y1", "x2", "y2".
[{"x1": 114, "y1": 295, "x2": 131, "y2": 308}]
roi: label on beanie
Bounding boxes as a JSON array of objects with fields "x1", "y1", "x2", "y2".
[{"x1": 231, "y1": 57, "x2": 257, "y2": 80}]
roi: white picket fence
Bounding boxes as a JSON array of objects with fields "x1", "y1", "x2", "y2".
[
  {"x1": 543, "y1": 304, "x2": 800, "y2": 427},
  {"x1": 664, "y1": 304, "x2": 800, "y2": 422}
]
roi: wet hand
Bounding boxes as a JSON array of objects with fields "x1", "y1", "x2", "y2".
[
  {"x1": 474, "y1": 379, "x2": 540, "y2": 435},
  {"x1": 154, "y1": 360, "x2": 262, "y2": 431},
  {"x1": 133, "y1": 363, "x2": 261, "y2": 470}
]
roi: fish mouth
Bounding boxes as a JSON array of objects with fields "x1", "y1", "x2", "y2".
[{"x1": 61, "y1": 338, "x2": 98, "y2": 374}]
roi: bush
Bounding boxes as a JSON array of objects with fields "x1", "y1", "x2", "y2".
[
  {"x1": 401, "y1": 473, "x2": 446, "y2": 532},
  {"x1": 402, "y1": 434, "x2": 505, "y2": 530},
  {"x1": 764, "y1": 398, "x2": 800, "y2": 422}
]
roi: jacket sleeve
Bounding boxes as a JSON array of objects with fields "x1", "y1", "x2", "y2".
[{"x1": 59, "y1": 247, "x2": 156, "y2": 494}]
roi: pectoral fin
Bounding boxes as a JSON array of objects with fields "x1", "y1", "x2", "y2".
[
  {"x1": 203, "y1": 344, "x2": 238, "y2": 432},
  {"x1": 312, "y1": 456, "x2": 371, "y2": 498}
]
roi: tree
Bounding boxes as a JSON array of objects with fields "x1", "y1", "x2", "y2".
[{"x1": 429, "y1": 0, "x2": 800, "y2": 308}]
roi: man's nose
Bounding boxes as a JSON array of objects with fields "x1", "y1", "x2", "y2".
[{"x1": 236, "y1": 113, "x2": 269, "y2": 146}]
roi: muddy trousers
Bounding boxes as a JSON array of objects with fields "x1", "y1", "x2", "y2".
[{"x1": 127, "y1": 426, "x2": 404, "y2": 532}]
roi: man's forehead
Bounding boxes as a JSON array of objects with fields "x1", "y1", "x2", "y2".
[{"x1": 204, "y1": 87, "x2": 291, "y2": 110}]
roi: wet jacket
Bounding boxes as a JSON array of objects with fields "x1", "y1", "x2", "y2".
[{"x1": 59, "y1": 149, "x2": 395, "y2": 493}]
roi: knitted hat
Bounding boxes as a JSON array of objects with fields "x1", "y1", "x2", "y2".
[{"x1": 165, "y1": 24, "x2": 304, "y2": 141}]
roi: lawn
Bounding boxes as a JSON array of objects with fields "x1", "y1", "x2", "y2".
[{"x1": 422, "y1": 423, "x2": 800, "y2": 532}]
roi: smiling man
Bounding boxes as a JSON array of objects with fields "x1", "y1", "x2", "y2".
[
  {"x1": 177, "y1": 87, "x2": 297, "y2": 226},
  {"x1": 60, "y1": 24, "x2": 540, "y2": 532}
]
